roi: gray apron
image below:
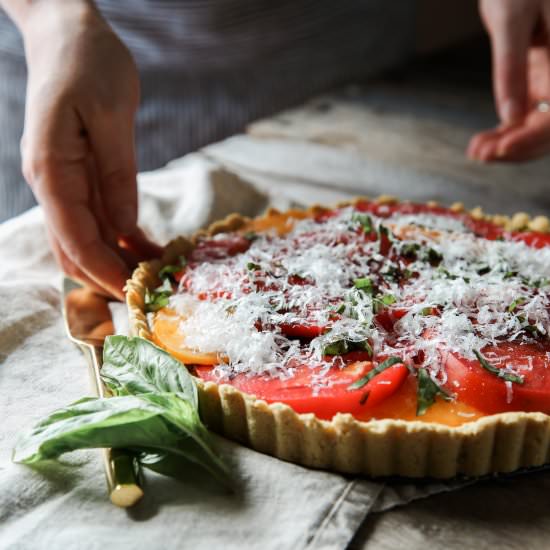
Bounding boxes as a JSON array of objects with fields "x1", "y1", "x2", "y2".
[{"x1": 0, "y1": 1, "x2": 415, "y2": 222}]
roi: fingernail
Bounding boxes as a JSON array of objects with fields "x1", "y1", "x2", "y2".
[
  {"x1": 115, "y1": 205, "x2": 136, "y2": 234},
  {"x1": 500, "y1": 99, "x2": 523, "y2": 126}
]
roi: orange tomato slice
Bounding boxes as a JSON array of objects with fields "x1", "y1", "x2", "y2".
[{"x1": 151, "y1": 308, "x2": 219, "y2": 365}]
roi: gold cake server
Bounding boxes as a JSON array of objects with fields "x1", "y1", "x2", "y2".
[{"x1": 62, "y1": 277, "x2": 143, "y2": 507}]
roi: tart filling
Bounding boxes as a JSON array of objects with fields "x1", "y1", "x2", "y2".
[{"x1": 146, "y1": 200, "x2": 550, "y2": 427}]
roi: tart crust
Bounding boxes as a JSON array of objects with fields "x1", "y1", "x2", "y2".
[{"x1": 126, "y1": 197, "x2": 550, "y2": 478}]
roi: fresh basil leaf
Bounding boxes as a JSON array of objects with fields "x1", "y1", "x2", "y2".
[
  {"x1": 12, "y1": 394, "x2": 187, "y2": 463},
  {"x1": 348, "y1": 356, "x2": 403, "y2": 390},
  {"x1": 101, "y1": 336, "x2": 197, "y2": 408},
  {"x1": 137, "y1": 449, "x2": 232, "y2": 490},
  {"x1": 473, "y1": 350, "x2": 524, "y2": 384},
  {"x1": 247, "y1": 262, "x2": 261, "y2": 271},
  {"x1": 12, "y1": 393, "x2": 230, "y2": 485},
  {"x1": 416, "y1": 367, "x2": 452, "y2": 416}
]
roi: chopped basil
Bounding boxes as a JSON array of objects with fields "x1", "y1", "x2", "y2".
[
  {"x1": 144, "y1": 279, "x2": 173, "y2": 312},
  {"x1": 158, "y1": 256, "x2": 187, "y2": 281},
  {"x1": 323, "y1": 338, "x2": 372, "y2": 357},
  {"x1": 474, "y1": 350, "x2": 524, "y2": 384},
  {"x1": 354, "y1": 277, "x2": 374, "y2": 293},
  {"x1": 400, "y1": 242, "x2": 421, "y2": 260},
  {"x1": 523, "y1": 322, "x2": 543, "y2": 337},
  {"x1": 351, "y1": 213, "x2": 373, "y2": 233},
  {"x1": 416, "y1": 367, "x2": 452, "y2": 416},
  {"x1": 378, "y1": 225, "x2": 391, "y2": 239},
  {"x1": 247, "y1": 262, "x2": 261, "y2": 271},
  {"x1": 322, "y1": 340, "x2": 348, "y2": 355},
  {"x1": 503, "y1": 270, "x2": 518, "y2": 279},
  {"x1": 437, "y1": 267, "x2": 458, "y2": 280},
  {"x1": 348, "y1": 356, "x2": 403, "y2": 390},
  {"x1": 243, "y1": 231, "x2": 258, "y2": 241},
  {"x1": 381, "y1": 265, "x2": 402, "y2": 282},
  {"x1": 508, "y1": 297, "x2": 527, "y2": 313},
  {"x1": 373, "y1": 294, "x2": 396, "y2": 313},
  {"x1": 425, "y1": 248, "x2": 443, "y2": 266},
  {"x1": 420, "y1": 306, "x2": 435, "y2": 316},
  {"x1": 329, "y1": 302, "x2": 347, "y2": 315},
  {"x1": 477, "y1": 265, "x2": 491, "y2": 276}
]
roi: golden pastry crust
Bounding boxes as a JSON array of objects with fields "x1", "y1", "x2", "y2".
[{"x1": 126, "y1": 197, "x2": 550, "y2": 478}]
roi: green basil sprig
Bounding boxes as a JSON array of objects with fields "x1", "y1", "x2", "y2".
[{"x1": 13, "y1": 336, "x2": 230, "y2": 487}]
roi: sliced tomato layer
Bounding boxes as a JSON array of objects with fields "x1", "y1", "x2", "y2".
[
  {"x1": 195, "y1": 360, "x2": 409, "y2": 420},
  {"x1": 508, "y1": 231, "x2": 550, "y2": 249},
  {"x1": 444, "y1": 341, "x2": 550, "y2": 415},
  {"x1": 189, "y1": 235, "x2": 251, "y2": 262},
  {"x1": 278, "y1": 322, "x2": 326, "y2": 339}
]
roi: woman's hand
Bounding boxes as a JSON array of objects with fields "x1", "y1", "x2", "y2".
[
  {"x1": 16, "y1": 2, "x2": 161, "y2": 299},
  {"x1": 468, "y1": 0, "x2": 550, "y2": 162}
]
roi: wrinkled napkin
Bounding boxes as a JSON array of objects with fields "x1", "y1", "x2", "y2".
[{"x1": 0, "y1": 153, "x2": 471, "y2": 550}]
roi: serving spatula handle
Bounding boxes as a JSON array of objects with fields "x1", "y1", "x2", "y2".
[{"x1": 82, "y1": 343, "x2": 144, "y2": 507}]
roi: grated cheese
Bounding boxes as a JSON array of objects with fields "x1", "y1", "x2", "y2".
[{"x1": 162, "y1": 207, "x2": 550, "y2": 383}]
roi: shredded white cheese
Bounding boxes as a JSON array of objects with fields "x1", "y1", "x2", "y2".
[{"x1": 164, "y1": 207, "x2": 550, "y2": 382}]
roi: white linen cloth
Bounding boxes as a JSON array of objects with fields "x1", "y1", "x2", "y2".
[{"x1": 1, "y1": 153, "x2": 474, "y2": 550}]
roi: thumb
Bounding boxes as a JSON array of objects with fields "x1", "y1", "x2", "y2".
[
  {"x1": 481, "y1": 0, "x2": 534, "y2": 125},
  {"x1": 88, "y1": 114, "x2": 139, "y2": 235}
]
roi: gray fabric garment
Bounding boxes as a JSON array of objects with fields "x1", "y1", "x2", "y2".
[{"x1": 0, "y1": 1, "x2": 416, "y2": 222}]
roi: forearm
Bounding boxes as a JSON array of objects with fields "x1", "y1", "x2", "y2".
[{"x1": 0, "y1": 0, "x2": 98, "y2": 39}]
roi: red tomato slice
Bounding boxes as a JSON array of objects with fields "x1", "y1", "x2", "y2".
[
  {"x1": 189, "y1": 235, "x2": 251, "y2": 262},
  {"x1": 358, "y1": 363, "x2": 409, "y2": 408},
  {"x1": 374, "y1": 307, "x2": 408, "y2": 332},
  {"x1": 508, "y1": 231, "x2": 550, "y2": 249},
  {"x1": 278, "y1": 322, "x2": 325, "y2": 339},
  {"x1": 194, "y1": 360, "x2": 408, "y2": 420},
  {"x1": 444, "y1": 341, "x2": 550, "y2": 415}
]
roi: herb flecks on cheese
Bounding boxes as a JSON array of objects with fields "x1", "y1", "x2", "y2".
[{"x1": 165, "y1": 208, "x2": 550, "y2": 385}]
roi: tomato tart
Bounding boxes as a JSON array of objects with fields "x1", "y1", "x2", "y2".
[{"x1": 127, "y1": 197, "x2": 550, "y2": 478}]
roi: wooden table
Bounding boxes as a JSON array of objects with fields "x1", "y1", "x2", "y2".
[{"x1": 203, "y1": 39, "x2": 550, "y2": 550}]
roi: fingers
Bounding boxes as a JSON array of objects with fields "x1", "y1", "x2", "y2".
[
  {"x1": 85, "y1": 107, "x2": 139, "y2": 236},
  {"x1": 480, "y1": 0, "x2": 538, "y2": 124},
  {"x1": 120, "y1": 228, "x2": 165, "y2": 262},
  {"x1": 467, "y1": 127, "x2": 507, "y2": 161},
  {"x1": 46, "y1": 227, "x2": 113, "y2": 298},
  {"x1": 22, "y1": 114, "x2": 130, "y2": 299},
  {"x1": 494, "y1": 114, "x2": 550, "y2": 161}
]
